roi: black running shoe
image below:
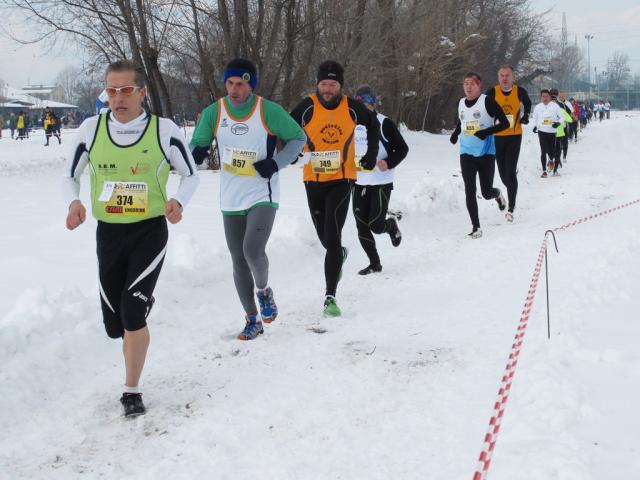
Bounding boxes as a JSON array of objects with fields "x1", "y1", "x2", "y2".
[
  {"x1": 120, "y1": 393, "x2": 146, "y2": 417},
  {"x1": 358, "y1": 264, "x2": 382, "y2": 275},
  {"x1": 496, "y1": 191, "x2": 506, "y2": 211},
  {"x1": 387, "y1": 217, "x2": 402, "y2": 247}
]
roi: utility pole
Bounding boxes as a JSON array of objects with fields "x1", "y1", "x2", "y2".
[{"x1": 585, "y1": 34, "x2": 594, "y2": 99}]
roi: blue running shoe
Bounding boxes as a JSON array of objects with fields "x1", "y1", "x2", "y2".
[
  {"x1": 257, "y1": 287, "x2": 278, "y2": 324},
  {"x1": 237, "y1": 314, "x2": 264, "y2": 340}
]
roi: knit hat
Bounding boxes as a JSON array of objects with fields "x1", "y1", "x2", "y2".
[
  {"x1": 549, "y1": 88, "x2": 559, "y2": 97},
  {"x1": 224, "y1": 58, "x2": 258, "y2": 90},
  {"x1": 354, "y1": 84, "x2": 377, "y2": 107},
  {"x1": 317, "y1": 60, "x2": 344, "y2": 86}
]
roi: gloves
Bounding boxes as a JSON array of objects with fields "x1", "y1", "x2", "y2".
[
  {"x1": 551, "y1": 122, "x2": 560, "y2": 128},
  {"x1": 520, "y1": 114, "x2": 529, "y2": 125},
  {"x1": 359, "y1": 153, "x2": 377, "y2": 171},
  {"x1": 533, "y1": 126, "x2": 538, "y2": 134},
  {"x1": 474, "y1": 129, "x2": 490, "y2": 140},
  {"x1": 449, "y1": 132, "x2": 459, "y2": 145},
  {"x1": 253, "y1": 158, "x2": 279, "y2": 179},
  {"x1": 192, "y1": 146, "x2": 210, "y2": 165}
]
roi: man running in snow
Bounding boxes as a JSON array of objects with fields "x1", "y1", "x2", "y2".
[
  {"x1": 450, "y1": 72, "x2": 509, "y2": 238},
  {"x1": 190, "y1": 58, "x2": 306, "y2": 340},
  {"x1": 290, "y1": 60, "x2": 379, "y2": 316},
  {"x1": 485, "y1": 65, "x2": 531, "y2": 222},
  {"x1": 351, "y1": 84, "x2": 408, "y2": 275},
  {"x1": 63, "y1": 60, "x2": 200, "y2": 417},
  {"x1": 532, "y1": 89, "x2": 563, "y2": 178}
]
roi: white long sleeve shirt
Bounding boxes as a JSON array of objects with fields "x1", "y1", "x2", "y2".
[
  {"x1": 532, "y1": 102, "x2": 564, "y2": 133},
  {"x1": 62, "y1": 111, "x2": 199, "y2": 208}
]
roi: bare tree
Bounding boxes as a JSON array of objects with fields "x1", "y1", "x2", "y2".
[{"x1": 607, "y1": 51, "x2": 631, "y2": 89}]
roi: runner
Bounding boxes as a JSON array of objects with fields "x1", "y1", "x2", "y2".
[
  {"x1": 63, "y1": 60, "x2": 200, "y2": 417},
  {"x1": 552, "y1": 90, "x2": 573, "y2": 167},
  {"x1": 190, "y1": 58, "x2": 306, "y2": 340},
  {"x1": 532, "y1": 89, "x2": 563, "y2": 178},
  {"x1": 44, "y1": 108, "x2": 62, "y2": 146},
  {"x1": 485, "y1": 65, "x2": 531, "y2": 222},
  {"x1": 449, "y1": 72, "x2": 509, "y2": 238},
  {"x1": 352, "y1": 85, "x2": 408, "y2": 274},
  {"x1": 290, "y1": 60, "x2": 379, "y2": 316}
]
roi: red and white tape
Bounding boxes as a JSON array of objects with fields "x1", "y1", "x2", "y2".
[{"x1": 472, "y1": 198, "x2": 640, "y2": 480}]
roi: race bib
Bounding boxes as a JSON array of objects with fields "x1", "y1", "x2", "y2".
[
  {"x1": 542, "y1": 117, "x2": 552, "y2": 126},
  {"x1": 223, "y1": 147, "x2": 258, "y2": 176},
  {"x1": 463, "y1": 120, "x2": 480, "y2": 135},
  {"x1": 100, "y1": 181, "x2": 148, "y2": 217},
  {"x1": 311, "y1": 150, "x2": 341, "y2": 174},
  {"x1": 506, "y1": 114, "x2": 515, "y2": 128}
]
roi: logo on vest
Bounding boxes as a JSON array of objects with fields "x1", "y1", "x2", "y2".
[
  {"x1": 221, "y1": 118, "x2": 229, "y2": 128},
  {"x1": 320, "y1": 124, "x2": 343, "y2": 145},
  {"x1": 130, "y1": 162, "x2": 151, "y2": 175},
  {"x1": 97, "y1": 163, "x2": 118, "y2": 174},
  {"x1": 473, "y1": 111, "x2": 481, "y2": 119},
  {"x1": 231, "y1": 123, "x2": 249, "y2": 135}
]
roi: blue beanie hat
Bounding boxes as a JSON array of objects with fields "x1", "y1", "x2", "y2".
[{"x1": 223, "y1": 58, "x2": 258, "y2": 90}]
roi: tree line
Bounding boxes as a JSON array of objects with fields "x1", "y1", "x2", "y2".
[{"x1": 3, "y1": 0, "x2": 635, "y2": 130}]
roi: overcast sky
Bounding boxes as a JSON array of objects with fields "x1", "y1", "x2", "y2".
[{"x1": 0, "y1": 1, "x2": 639, "y2": 88}]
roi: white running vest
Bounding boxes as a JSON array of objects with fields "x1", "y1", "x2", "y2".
[
  {"x1": 216, "y1": 96, "x2": 278, "y2": 212},
  {"x1": 355, "y1": 113, "x2": 395, "y2": 186},
  {"x1": 458, "y1": 94, "x2": 495, "y2": 157}
]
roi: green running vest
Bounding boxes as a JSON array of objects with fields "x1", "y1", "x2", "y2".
[{"x1": 88, "y1": 113, "x2": 169, "y2": 223}]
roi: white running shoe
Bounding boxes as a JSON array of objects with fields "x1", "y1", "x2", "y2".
[
  {"x1": 468, "y1": 227, "x2": 483, "y2": 239},
  {"x1": 505, "y1": 211, "x2": 514, "y2": 222}
]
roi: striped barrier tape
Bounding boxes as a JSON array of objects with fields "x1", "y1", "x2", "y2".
[{"x1": 472, "y1": 198, "x2": 640, "y2": 480}]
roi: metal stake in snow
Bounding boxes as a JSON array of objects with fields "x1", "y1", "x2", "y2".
[
  {"x1": 544, "y1": 230, "x2": 559, "y2": 340},
  {"x1": 472, "y1": 198, "x2": 640, "y2": 480}
]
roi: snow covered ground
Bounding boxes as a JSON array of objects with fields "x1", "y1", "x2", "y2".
[{"x1": 1, "y1": 113, "x2": 639, "y2": 480}]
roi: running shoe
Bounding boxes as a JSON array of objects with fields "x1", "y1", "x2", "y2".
[
  {"x1": 496, "y1": 191, "x2": 507, "y2": 211},
  {"x1": 358, "y1": 264, "x2": 382, "y2": 275},
  {"x1": 387, "y1": 217, "x2": 402, "y2": 246},
  {"x1": 120, "y1": 393, "x2": 146, "y2": 417},
  {"x1": 505, "y1": 211, "x2": 514, "y2": 222},
  {"x1": 238, "y1": 314, "x2": 264, "y2": 340},
  {"x1": 323, "y1": 295, "x2": 342, "y2": 317},
  {"x1": 257, "y1": 287, "x2": 278, "y2": 324},
  {"x1": 468, "y1": 227, "x2": 483, "y2": 239}
]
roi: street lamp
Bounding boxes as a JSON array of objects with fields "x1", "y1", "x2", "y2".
[{"x1": 585, "y1": 34, "x2": 594, "y2": 99}]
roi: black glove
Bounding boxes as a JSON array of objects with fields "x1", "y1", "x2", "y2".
[
  {"x1": 449, "y1": 132, "x2": 459, "y2": 145},
  {"x1": 192, "y1": 146, "x2": 210, "y2": 165},
  {"x1": 533, "y1": 126, "x2": 538, "y2": 134},
  {"x1": 253, "y1": 158, "x2": 279, "y2": 179},
  {"x1": 551, "y1": 122, "x2": 561, "y2": 128},
  {"x1": 359, "y1": 153, "x2": 377, "y2": 171},
  {"x1": 474, "y1": 129, "x2": 490, "y2": 140},
  {"x1": 520, "y1": 114, "x2": 529, "y2": 125}
]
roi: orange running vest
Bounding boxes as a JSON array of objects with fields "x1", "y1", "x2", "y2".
[
  {"x1": 302, "y1": 94, "x2": 357, "y2": 182},
  {"x1": 493, "y1": 85, "x2": 523, "y2": 136}
]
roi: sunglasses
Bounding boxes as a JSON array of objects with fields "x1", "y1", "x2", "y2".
[{"x1": 105, "y1": 86, "x2": 142, "y2": 97}]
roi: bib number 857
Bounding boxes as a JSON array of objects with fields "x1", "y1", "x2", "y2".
[{"x1": 232, "y1": 159, "x2": 246, "y2": 168}]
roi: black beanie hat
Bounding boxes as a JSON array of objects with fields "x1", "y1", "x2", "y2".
[
  {"x1": 317, "y1": 60, "x2": 344, "y2": 86},
  {"x1": 224, "y1": 58, "x2": 258, "y2": 89}
]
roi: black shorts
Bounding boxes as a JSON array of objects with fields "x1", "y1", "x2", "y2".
[{"x1": 97, "y1": 216, "x2": 168, "y2": 338}]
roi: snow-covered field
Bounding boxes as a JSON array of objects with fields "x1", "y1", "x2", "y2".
[{"x1": 1, "y1": 113, "x2": 639, "y2": 480}]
